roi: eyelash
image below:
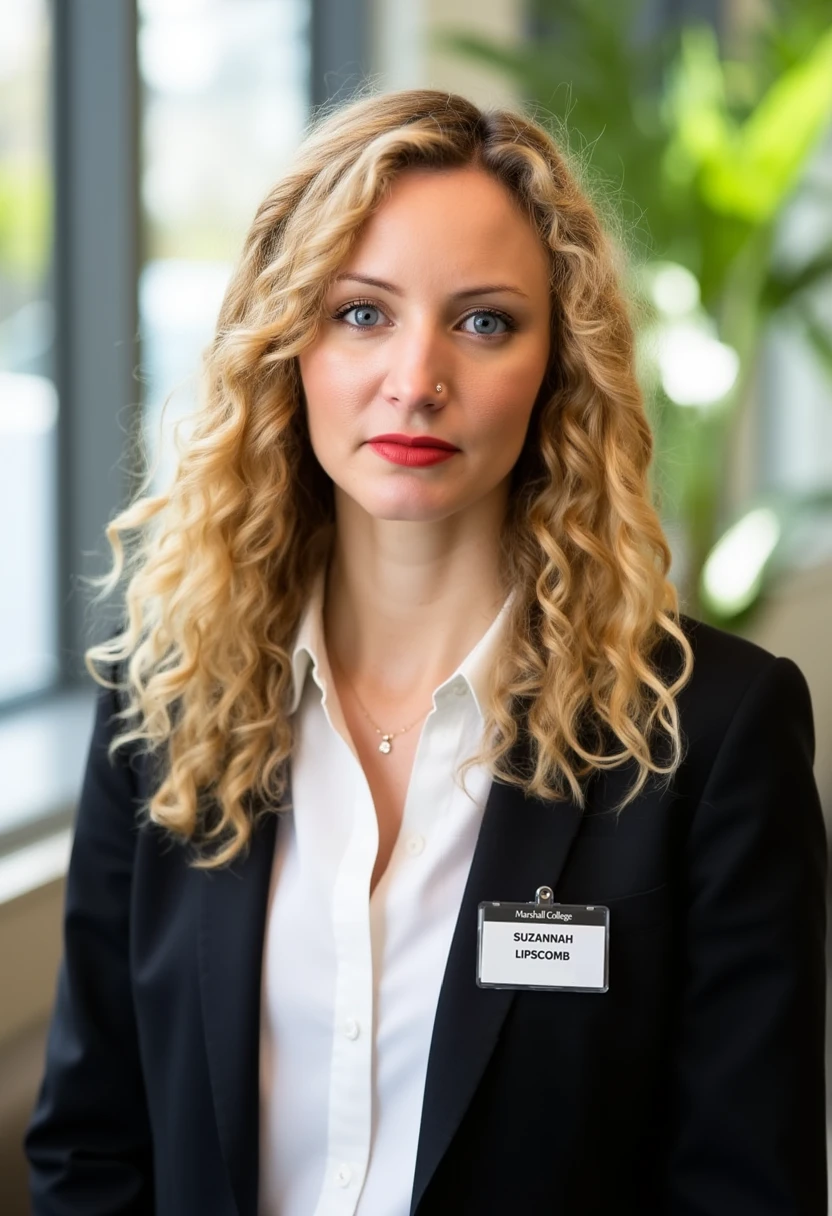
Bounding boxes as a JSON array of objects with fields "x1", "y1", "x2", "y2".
[{"x1": 331, "y1": 297, "x2": 517, "y2": 337}]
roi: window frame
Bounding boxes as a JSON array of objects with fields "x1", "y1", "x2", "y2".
[{"x1": 0, "y1": 0, "x2": 369, "y2": 854}]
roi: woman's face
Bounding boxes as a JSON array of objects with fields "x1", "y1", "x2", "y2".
[{"x1": 298, "y1": 165, "x2": 552, "y2": 524}]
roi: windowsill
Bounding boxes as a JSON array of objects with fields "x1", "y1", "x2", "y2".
[
  {"x1": 0, "y1": 688, "x2": 97, "y2": 905},
  {"x1": 0, "y1": 831, "x2": 74, "y2": 907}
]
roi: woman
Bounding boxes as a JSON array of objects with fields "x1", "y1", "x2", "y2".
[{"x1": 25, "y1": 88, "x2": 827, "y2": 1214}]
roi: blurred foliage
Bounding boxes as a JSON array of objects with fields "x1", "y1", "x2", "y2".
[
  {"x1": 437, "y1": 0, "x2": 832, "y2": 621},
  {"x1": 0, "y1": 162, "x2": 50, "y2": 283}
]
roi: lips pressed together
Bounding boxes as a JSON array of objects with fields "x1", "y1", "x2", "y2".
[{"x1": 366, "y1": 433, "x2": 460, "y2": 467}]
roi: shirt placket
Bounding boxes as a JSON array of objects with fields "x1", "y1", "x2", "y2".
[{"x1": 313, "y1": 753, "x2": 378, "y2": 1215}]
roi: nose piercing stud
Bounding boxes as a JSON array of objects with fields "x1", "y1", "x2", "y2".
[{"x1": 435, "y1": 383, "x2": 443, "y2": 393}]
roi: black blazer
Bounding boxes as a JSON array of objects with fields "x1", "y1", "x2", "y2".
[{"x1": 24, "y1": 617, "x2": 828, "y2": 1215}]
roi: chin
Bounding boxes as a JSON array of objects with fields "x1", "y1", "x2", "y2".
[
  {"x1": 364, "y1": 500, "x2": 458, "y2": 524},
  {"x1": 348, "y1": 483, "x2": 466, "y2": 524}
]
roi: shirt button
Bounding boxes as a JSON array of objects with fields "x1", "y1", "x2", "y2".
[
  {"x1": 452, "y1": 678, "x2": 467, "y2": 696},
  {"x1": 406, "y1": 834, "x2": 425, "y2": 856},
  {"x1": 336, "y1": 1163, "x2": 352, "y2": 1187},
  {"x1": 344, "y1": 1017, "x2": 360, "y2": 1040}
]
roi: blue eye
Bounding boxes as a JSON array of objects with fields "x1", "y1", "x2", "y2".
[
  {"x1": 460, "y1": 310, "x2": 512, "y2": 336},
  {"x1": 336, "y1": 302, "x2": 382, "y2": 328},
  {"x1": 331, "y1": 298, "x2": 516, "y2": 337},
  {"x1": 333, "y1": 299, "x2": 384, "y2": 329}
]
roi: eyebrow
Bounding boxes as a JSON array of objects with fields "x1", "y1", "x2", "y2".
[{"x1": 332, "y1": 272, "x2": 531, "y2": 301}]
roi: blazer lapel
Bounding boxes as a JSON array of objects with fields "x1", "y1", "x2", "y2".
[
  {"x1": 197, "y1": 804, "x2": 280, "y2": 1216},
  {"x1": 410, "y1": 769, "x2": 584, "y2": 1215}
]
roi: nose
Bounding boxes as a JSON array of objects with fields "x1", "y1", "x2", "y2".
[{"x1": 380, "y1": 325, "x2": 447, "y2": 413}]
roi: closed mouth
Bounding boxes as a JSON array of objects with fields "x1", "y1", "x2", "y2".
[{"x1": 367, "y1": 433, "x2": 459, "y2": 451}]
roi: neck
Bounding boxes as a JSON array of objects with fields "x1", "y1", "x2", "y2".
[{"x1": 323, "y1": 487, "x2": 508, "y2": 705}]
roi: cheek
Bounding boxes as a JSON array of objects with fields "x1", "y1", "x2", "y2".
[
  {"x1": 298, "y1": 346, "x2": 368, "y2": 439},
  {"x1": 470, "y1": 362, "x2": 543, "y2": 451}
]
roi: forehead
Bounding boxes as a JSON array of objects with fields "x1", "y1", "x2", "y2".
[{"x1": 344, "y1": 166, "x2": 551, "y2": 293}]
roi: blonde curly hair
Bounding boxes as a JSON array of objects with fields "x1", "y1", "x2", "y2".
[{"x1": 86, "y1": 87, "x2": 693, "y2": 869}]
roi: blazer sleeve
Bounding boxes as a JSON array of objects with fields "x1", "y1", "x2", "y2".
[
  {"x1": 665, "y1": 655, "x2": 828, "y2": 1214},
  {"x1": 24, "y1": 677, "x2": 155, "y2": 1214}
]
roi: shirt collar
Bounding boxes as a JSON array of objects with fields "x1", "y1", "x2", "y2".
[
  {"x1": 289, "y1": 566, "x2": 514, "y2": 721},
  {"x1": 289, "y1": 565, "x2": 329, "y2": 715}
]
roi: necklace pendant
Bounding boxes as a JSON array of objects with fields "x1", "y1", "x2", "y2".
[{"x1": 378, "y1": 735, "x2": 393, "y2": 755}]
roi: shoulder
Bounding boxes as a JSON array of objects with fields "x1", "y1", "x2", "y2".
[
  {"x1": 678, "y1": 611, "x2": 776, "y2": 681},
  {"x1": 677, "y1": 610, "x2": 810, "y2": 707},
  {"x1": 675, "y1": 613, "x2": 776, "y2": 717},
  {"x1": 656, "y1": 610, "x2": 810, "y2": 711},
  {"x1": 651, "y1": 613, "x2": 815, "y2": 793}
]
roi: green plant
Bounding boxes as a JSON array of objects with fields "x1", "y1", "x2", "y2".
[{"x1": 436, "y1": 0, "x2": 832, "y2": 622}]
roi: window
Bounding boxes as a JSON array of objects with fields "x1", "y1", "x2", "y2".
[
  {"x1": 138, "y1": 0, "x2": 311, "y2": 490},
  {"x1": 0, "y1": 0, "x2": 58, "y2": 702},
  {"x1": 0, "y1": 0, "x2": 362, "y2": 852}
]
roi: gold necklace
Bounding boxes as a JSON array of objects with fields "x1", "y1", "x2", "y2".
[{"x1": 333, "y1": 656, "x2": 431, "y2": 754}]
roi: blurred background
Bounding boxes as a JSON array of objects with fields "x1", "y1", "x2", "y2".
[{"x1": 0, "y1": 0, "x2": 830, "y2": 1207}]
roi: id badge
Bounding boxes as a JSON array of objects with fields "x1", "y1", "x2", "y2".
[{"x1": 477, "y1": 885, "x2": 609, "y2": 993}]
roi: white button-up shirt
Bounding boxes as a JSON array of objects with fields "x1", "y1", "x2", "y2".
[{"x1": 258, "y1": 572, "x2": 511, "y2": 1216}]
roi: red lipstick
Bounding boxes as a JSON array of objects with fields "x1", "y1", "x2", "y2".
[{"x1": 367, "y1": 433, "x2": 459, "y2": 468}]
